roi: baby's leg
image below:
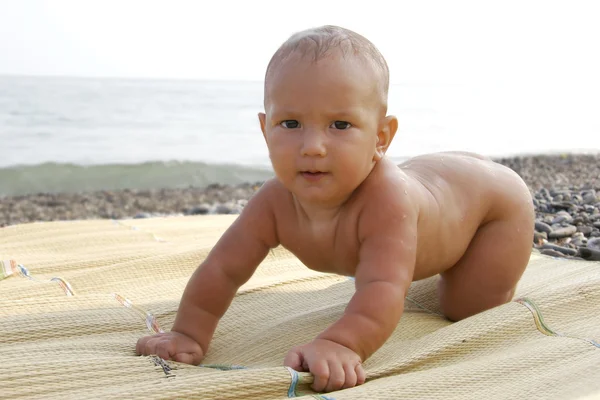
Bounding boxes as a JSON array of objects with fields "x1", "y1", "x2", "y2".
[{"x1": 438, "y1": 209, "x2": 534, "y2": 321}]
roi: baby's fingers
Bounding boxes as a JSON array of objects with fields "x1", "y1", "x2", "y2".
[
  {"x1": 283, "y1": 349, "x2": 304, "y2": 372},
  {"x1": 136, "y1": 335, "x2": 158, "y2": 356},
  {"x1": 355, "y1": 363, "x2": 366, "y2": 385},
  {"x1": 136, "y1": 333, "x2": 168, "y2": 355},
  {"x1": 310, "y1": 360, "x2": 330, "y2": 392},
  {"x1": 342, "y1": 362, "x2": 358, "y2": 389},
  {"x1": 173, "y1": 352, "x2": 197, "y2": 365},
  {"x1": 155, "y1": 338, "x2": 176, "y2": 360},
  {"x1": 324, "y1": 361, "x2": 346, "y2": 392}
]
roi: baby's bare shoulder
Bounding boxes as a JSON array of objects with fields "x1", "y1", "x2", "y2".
[{"x1": 355, "y1": 160, "x2": 421, "y2": 236}]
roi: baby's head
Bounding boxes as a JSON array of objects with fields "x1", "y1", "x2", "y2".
[
  {"x1": 259, "y1": 26, "x2": 398, "y2": 204},
  {"x1": 264, "y1": 25, "x2": 390, "y2": 112}
]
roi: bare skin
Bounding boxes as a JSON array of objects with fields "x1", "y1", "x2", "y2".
[{"x1": 136, "y1": 50, "x2": 534, "y2": 393}]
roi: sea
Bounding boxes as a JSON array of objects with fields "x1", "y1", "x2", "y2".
[{"x1": 1, "y1": 75, "x2": 599, "y2": 196}]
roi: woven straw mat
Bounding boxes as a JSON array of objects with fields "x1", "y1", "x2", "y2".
[{"x1": 1, "y1": 215, "x2": 599, "y2": 399}]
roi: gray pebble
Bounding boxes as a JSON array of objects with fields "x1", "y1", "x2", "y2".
[
  {"x1": 572, "y1": 217, "x2": 584, "y2": 225},
  {"x1": 541, "y1": 243, "x2": 577, "y2": 256},
  {"x1": 571, "y1": 237, "x2": 588, "y2": 247},
  {"x1": 534, "y1": 221, "x2": 552, "y2": 234},
  {"x1": 533, "y1": 231, "x2": 548, "y2": 242},
  {"x1": 549, "y1": 225, "x2": 577, "y2": 238},
  {"x1": 587, "y1": 237, "x2": 600, "y2": 251},
  {"x1": 577, "y1": 226, "x2": 593, "y2": 236},
  {"x1": 184, "y1": 204, "x2": 211, "y2": 215},
  {"x1": 577, "y1": 247, "x2": 600, "y2": 261},
  {"x1": 594, "y1": 221, "x2": 600, "y2": 229},
  {"x1": 582, "y1": 191, "x2": 597, "y2": 205},
  {"x1": 133, "y1": 212, "x2": 151, "y2": 219},
  {"x1": 215, "y1": 204, "x2": 233, "y2": 214},
  {"x1": 540, "y1": 249, "x2": 567, "y2": 258},
  {"x1": 551, "y1": 214, "x2": 572, "y2": 224}
]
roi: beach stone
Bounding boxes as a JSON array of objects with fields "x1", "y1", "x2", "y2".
[
  {"x1": 577, "y1": 247, "x2": 600, "y2": 261},
  {"x1": 534, "y1": 221, "x2": 552, "y2": 234},
  {"x1": 577, "y1": 225, "x2": 593, "y2": 236},
  {"x1": 572, "y1": 217, "x2": 584, "y2": 225},
  {"x1": 540, "y1": 249, "x2": 566, "y2": 258},
  {"x1": 550, "y1": 201, "x2": 575, "y2": 211},
  {"x1": 533, "y1": 231, "x2": 547, "y2": 242},
  {"x1": 571, "y1": 237, "x2": 587, "y2": 247},
  {"x1": 571, "y1": 194, "x2": 583, "y2": 204},
  {"x1": 215, "y1": 204, "x2": 233, "y2": 214},
  {"x1": 184, "y1": 204, "x2": 210, "y2": 215},
  {"x1": 548, "y1": 225, "x2": 577, "y2": 238},
  {"x1": 541, "y1": 243, "x2": 577, "y2": 256},
  {"x1": 582, "y1": 191, "x2": 598, "y2": 205},
  {"x1": 551, "y1": 211, "x2": 573, "y2": 224},
  {"x1": 587, "y1": 237, "x2": 600, "y2": 251}
]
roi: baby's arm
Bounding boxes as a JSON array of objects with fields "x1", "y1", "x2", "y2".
[
  {"x1": 285, "y1": 199, "x2": 417, "y2": 392},
  {"x1": 136, "y1": 180, "x2": 279, "y2": 363},
  {"x1": 318, "y1": 213, "x2": 416, "y2": 358}
]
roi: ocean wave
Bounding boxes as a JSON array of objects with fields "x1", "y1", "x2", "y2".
[{"x1": 0, "y1": 161, "x2": 274, "y2": 196}]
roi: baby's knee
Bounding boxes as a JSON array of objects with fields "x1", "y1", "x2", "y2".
[{"x1": 439, "y1": 284, "x2": 516, "y2": 322}]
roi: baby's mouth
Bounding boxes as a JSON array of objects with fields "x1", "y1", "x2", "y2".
[{"x1": 300, "y1": 171, "x2": 329, "y2": 181}]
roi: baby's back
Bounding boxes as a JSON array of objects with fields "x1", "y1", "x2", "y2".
[{"x1": 401, "y1": 152, "x2": 531, "y2": 279}]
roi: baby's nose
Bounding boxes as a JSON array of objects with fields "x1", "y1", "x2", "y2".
[{"x1": 301, "y1": 130, "x2": 327, "y2": 157}]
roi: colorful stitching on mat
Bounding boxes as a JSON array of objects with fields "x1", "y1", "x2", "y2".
[
  {"x1": 405, "y1": 295, "x2": 444, "y2": 317},
  {"x1": 200, "y1": 364, "x2": 247, "y2": 371},
  {"x1": 1, "y1": 260, "x2": 75, "y2": 296},
  {"x1": 515, "y1": 297, "x2": 600, "y2": 348},
  {"x1": 112, "y1": 293, "x2": 164, "y2": 334},
  {"x1": 149, "y1": 355, "x2": 176, "y2": 378},
  {"x1": 111, "y1": 220, "x2": 167, "y2": 242},
  {"x1": 19, "y1": 264, "x2": 75, "y2": 296},
  {"x1": 0, "y1": 259, "x2": 18, "y2": 280},
  {"x1": 286, "y1": 366, "x2": 300, "y2": 397}
]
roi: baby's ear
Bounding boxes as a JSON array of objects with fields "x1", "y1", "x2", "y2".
[
  {"x1": 374, "y1": 115, "x2": 398, "y2": 161},
  {"x1": 258, "y1": 112, "x2": 267, "y2": 141}
]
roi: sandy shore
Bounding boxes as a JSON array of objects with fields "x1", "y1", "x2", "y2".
[{"x1": 2, "y1": 153, "x2": 599, "y2": 260}]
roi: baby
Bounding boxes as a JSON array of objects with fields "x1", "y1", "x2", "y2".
[{"x1": 136, "y1": 25, "x2": 535, "y2": 393}]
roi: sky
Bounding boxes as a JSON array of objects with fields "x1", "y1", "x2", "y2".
[{"x1": 1, "y1": 0, "x2": 599, "y2": 86}]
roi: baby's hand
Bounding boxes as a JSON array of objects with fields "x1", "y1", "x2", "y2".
[
  {"x1": 284, "y1": 339, "x2": 366, "y2": 392},
  {"x1": 136, "y1": 331, "x2": 204, "y2": 365}
]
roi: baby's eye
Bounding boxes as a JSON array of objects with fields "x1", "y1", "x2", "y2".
[
  {"x1": 280, "y1": 120, "x2": 300, "y2": 129},
  {"x1": 330, "y1": 121, "x2": 352, "y2": 130}
]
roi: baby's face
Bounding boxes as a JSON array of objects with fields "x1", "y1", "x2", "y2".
[{"x1": 259, "y1": 54, "x2": 388, "y2": 205}]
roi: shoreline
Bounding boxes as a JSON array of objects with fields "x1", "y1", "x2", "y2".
[{"x1": 2, "y1": 153, "x2": 599, "y2": 261}]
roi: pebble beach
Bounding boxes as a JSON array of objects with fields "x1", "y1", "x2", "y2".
[{"x1": 2, "y1": 154, "x2": 599, "y2": 261}]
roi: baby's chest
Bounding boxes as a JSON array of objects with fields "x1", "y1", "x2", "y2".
[{"x1": 279, "y1": 227, "x2": 360, "y2": 276}]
